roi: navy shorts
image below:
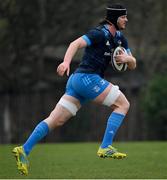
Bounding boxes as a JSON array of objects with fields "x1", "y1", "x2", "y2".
[{"x1": 65, "y1": 73, "x2": 110, "y2": 104}]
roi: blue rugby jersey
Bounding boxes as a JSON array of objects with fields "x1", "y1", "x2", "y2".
[{"x1": 75, "y1": 25, "x2": 130, "y2": 77}]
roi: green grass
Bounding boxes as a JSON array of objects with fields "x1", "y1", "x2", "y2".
[{"x1": 0, "y1": 142, "x2": 167, "y2": 179}]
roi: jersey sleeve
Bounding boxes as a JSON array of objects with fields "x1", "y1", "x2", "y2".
[{"x1": 82, "y1": 29, "x2": 105, "y2": 46}]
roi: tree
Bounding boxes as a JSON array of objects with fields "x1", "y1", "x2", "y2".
[{"x1": 141, "y1": 74, "x2": 167, "y2": 140}]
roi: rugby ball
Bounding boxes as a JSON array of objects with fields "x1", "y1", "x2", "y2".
[{"x1": 111, "y1": 46, "x2": 128, "y2": 72}]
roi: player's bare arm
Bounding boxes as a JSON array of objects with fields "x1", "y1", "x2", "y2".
[
  {"x1": 57, "y1": 37, "x2": 87, "y2": 76},
  {"x1": 126, "y1": 54, "x2": 136, "y2": 70}
]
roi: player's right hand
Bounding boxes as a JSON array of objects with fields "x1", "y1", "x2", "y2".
[{"x1": 57, "y1": 62, "x2": 70, "y2": 76}]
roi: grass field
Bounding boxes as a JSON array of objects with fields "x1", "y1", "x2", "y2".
[{"x1": 0, "y1": 142, "x2": 167, "y2": 179}]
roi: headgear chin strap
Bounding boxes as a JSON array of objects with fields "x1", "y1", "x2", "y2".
[{"x1": 106, "y1": 4, "x2": 127, "y2": 30}]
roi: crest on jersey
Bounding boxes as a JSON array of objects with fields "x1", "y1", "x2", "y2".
[{"x1": 106, "y1": 41, "x2": 110, "y2": 46}]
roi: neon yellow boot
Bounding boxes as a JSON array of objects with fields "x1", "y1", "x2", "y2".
[
  {"x1": 12, "y1": 146, "x2": 29, "y2": 175},
  {"x1": 97, "y1": 145, "x2": 127, "y2": 159}
]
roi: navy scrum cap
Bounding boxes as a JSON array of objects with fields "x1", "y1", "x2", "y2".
[{"x1": 106, "y1": 3, "x2": 127, "y2": 30}]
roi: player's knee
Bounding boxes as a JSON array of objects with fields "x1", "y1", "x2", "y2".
[
  {"x1": 123, "y1": 99, "x2": 130, "y2": 113},
  {"x1": 117, "y1": 95, "x2": 130, "y2": 113}
]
